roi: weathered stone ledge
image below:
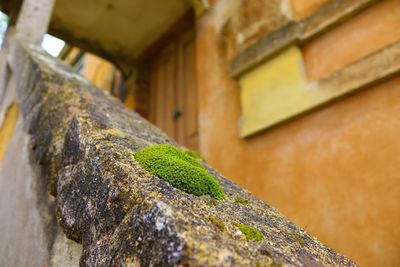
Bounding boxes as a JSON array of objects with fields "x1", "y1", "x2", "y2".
[{"x1": 11, "y1": 38, "x2": 357, "y2": 266}]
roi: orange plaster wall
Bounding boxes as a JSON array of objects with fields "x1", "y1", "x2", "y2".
[
  {"x1": 303, "y1": 0, "x2": 400, "y2": 81},
  {"x1": 290, "y1": 0, "x2": 331, "y2": 20},
  {"x1": 196, "y1": 2, "x2": 400, "y2": 266}
]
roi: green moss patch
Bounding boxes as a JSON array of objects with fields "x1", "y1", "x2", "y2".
[
  {"x1": 185, "y1": 149, "x2": 205, "y2": 161},
  {"x1": 133, "y1": 144, "x2": 224, "y2": 199},
  {"x1": 233, "y1": 222, "x2": 264, "y2": 241}
]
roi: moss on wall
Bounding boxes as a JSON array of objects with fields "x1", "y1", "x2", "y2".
[
  {"x1": 233, "y1": 222, "x2": 264, "y2": 241},
  {"x1": 185, "y1": 149, "x2": 205, "y2": 161},
  {"x1": 133, "y1": 144, "x2": 224, "y2": 199}
]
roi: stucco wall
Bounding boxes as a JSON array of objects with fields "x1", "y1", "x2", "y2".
[
  {"x1": 290, "y1": 0, "x2": 330, "y2": 20},
  {"x1": 196, "y1": 1, "x2": 400, "y2": 266},
  {"x1": 303, "y1": 0, "x2": 400, "y2": 81}
]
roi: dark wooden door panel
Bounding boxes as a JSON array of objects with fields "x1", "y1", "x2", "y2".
[{"x1": 148, "y1": 29, "x2": 198, "y2": 150}]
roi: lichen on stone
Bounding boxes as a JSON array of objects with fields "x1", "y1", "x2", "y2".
[
  {"x1": 233, "y1": 222, "x2": 264, "y2": 241},
  {"x1": 203, "y1": 198, "x2": 218, "y2": 207},
  {"x1": 256, "y1": 261, "x2": 282, "y2": 267},
  {"x1": 133, "y1": 144, "x2": 225, "y2": 199},
  {"x1": 288, "y1": 231, "x2": 306, "y2": 247},
  {"x1": 208, "y1": 216, "x2": 225, "y2": 231},
  {"x1": 234, "y1": 197, "x2": 249, "y2": 205}
]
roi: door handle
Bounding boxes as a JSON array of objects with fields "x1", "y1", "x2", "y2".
[{"x1": 172, "y1": 109, "x2": 182, "y2": 119}]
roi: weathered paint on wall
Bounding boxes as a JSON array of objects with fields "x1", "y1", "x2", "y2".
[
  {"x1": 196, "y1": 1, "x2": 400, "y2": 266},
  {"x1": 239, "y1": 46, "x2": 307, "y2": 136},
  {"x1": 303, "y1": 0, "x2": 400, "y2": 81},
  {"x1": 238, "y1": 40, "x2": 400, "y2": 136},
  {"x1": 222, "y1": 0, "x2": 289, "y2": 61}
]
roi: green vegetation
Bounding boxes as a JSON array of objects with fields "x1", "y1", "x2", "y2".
[
  {"x1": 133, "y1": 144, "x2": 224, "y2": 199},
  {"x1": 233, "y1": 222, "x2": 264, "y2": 241},
  {"x1": 234, "y1": 197, "x2": 249, "y2": 205},
  {"x1": 185, "y1": 149, "x2": 205, "y2": 161},
  {"x1": 208, "y1": 216, "x2": 225, "y2": 231}
]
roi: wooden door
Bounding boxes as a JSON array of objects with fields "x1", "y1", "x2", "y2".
[{"x1": 148, "y1": 30, "x2": 198, "y2": 150}]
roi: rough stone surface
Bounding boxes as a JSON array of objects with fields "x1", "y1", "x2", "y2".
[
  {"x1": 10, "y1": 38, "x2": 357, "y2": 266},
  {"x1": 0, "y1": 96, "x2": 81, "y2": 267}
]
